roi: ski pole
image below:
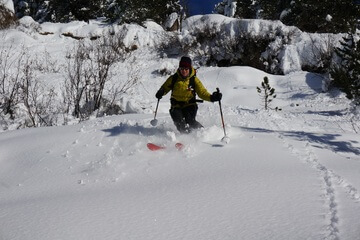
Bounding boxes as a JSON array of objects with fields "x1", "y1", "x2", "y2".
[
  {"x1": 216, "y1": 88, "x2": 230, "y2": 143},
  {"x1": 150, "y1": 99, "x2": 160, "y2": 126}
]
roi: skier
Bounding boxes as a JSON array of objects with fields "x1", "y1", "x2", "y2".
[{"x1": 155, "y1": 56, "x2": 222, "y2": 133}]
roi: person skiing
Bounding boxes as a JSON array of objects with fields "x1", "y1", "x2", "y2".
[{"x1": 155, "y1": 56, "x2": 222, "y2": 133}]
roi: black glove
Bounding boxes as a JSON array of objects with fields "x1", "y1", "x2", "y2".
[
  {"x1": 210, "y1": 91, "x2": 222, "y2": 102},
  {"x1": 155, "y1": 88, "x2": 164, "y2": 99}
]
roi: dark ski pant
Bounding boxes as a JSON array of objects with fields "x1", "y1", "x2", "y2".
[{"x1": 170, "y1": 104, "x2": 203, "y2": 133}]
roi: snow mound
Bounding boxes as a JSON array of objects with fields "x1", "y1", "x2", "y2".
[{"x1": 182, "y1": 14, "x2": 343, "y2": 74}]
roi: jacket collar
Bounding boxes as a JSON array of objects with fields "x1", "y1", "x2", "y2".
[{"x1": 177, "y1": 67, "x2": 195, "y2": 80}]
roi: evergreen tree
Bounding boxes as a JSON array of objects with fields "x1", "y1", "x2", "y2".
[
  {"x1": 257, "y1": 0, "x2": 278, "y2": 20},
  {"x1": 47, "y1": 0, "x2": 106, "y2": 22},
  {"x1": 257, "y1": 0, "x2": 292, "y2": 20},
  {"x1": 219, "y1": 0, "x2": 293, "y2": 20},
  {"x1": 215, "y1": 0, "x2": 240, "y2": 17},
  {"x1": 216, "y1": 0, "x2": 359, "y2": 33},
  {"x1": 331, "y1": 33, "x2": 360, "y2": 105},
  {"x1": 214, "y1": 0, "x2": 226, "y2": 16},
  {"x1": 281, "y1": 0, "x2": 360, "y2": 33},
  {"x1": 257, "y1": 76, "x2": 281, "y2": 111},
  {"x1": 234, "y1": 0, "x2": 255, "y2": 19},
  {"x1": 13, "y1": 0, "x2": 49, "y2": 21},
  {"x1": 47, "y1": 0, "x2": 72, "y2": 22},
  {"x1": 106, "y1": 0, "x2": 181, "y2": 25}
]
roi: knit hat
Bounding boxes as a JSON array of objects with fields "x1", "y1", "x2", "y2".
[{"x1": 179, "y1": 56, "x2": 192, "y2": 68}]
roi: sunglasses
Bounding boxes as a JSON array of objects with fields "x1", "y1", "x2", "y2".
[{"x1": 179, "y1": 67, "x2": 190, "y2": 71}]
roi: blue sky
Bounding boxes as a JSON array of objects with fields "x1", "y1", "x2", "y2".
[{"x1": 186, "y1": 0, "x2": 222, "y2": 15}]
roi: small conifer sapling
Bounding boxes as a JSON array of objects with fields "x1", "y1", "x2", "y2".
[{"x1": 257, "y1": 76, "x2": 281, "y2": 111}]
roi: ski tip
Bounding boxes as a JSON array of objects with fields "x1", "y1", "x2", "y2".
[
  {"x1": 147, "y1": 143, "x2": 165, "y2": 151},
  {"x1": 147, "y1": 142, "x2": 184, "y2": 151}
]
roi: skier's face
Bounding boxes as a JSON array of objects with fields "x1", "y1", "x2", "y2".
[{"x1": 179, "y1": 67, "x2": 190, "y2": 78}]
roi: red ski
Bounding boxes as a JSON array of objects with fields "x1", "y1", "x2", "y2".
[
  {"x1": 147, "y1": 142, "x2": 184, "y2": 151},
  {"x1": 147, "y1": 143, "x2": 166, "y2": 151}
]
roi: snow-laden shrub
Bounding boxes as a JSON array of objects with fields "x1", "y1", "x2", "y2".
[
  {"x1": 0, "y1": 41, "x2": 61, "y2": 129},
  {"x1": 62, "y1": 32, "x2": 144, "y2": 120},
  {"x1": 0, "y1": 3, "x2": 17, "y2": 29},
  {"x1": 180, "y1": 14, "x2": 343, "y2": 75},
  {"x1": 181, "y1": 15, "x2": 294, "y2": 73}
]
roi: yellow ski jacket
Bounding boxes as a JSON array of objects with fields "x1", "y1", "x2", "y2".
[{"x1": 160, "y1": 67, "x2": 212, "y2": 108}]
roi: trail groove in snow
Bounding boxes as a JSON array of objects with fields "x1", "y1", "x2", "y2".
[
  {"x1": 259, "y1": 107, "x2": 360, "y2": 240},
  {"x1": 284, "y1": 138, "x2": 340, "y2": 240}
]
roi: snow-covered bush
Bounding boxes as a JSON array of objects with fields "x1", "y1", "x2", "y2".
[
  {"x1": 181, "y1": 15, "x2": 292, "y2": 73},
  {"x1": 0, "y1": 39, "x2": 61, "y2": 129},
  {"x1": 0, "y1": 3, "x2": 17, "y2": 29},
  {"x1": 181, "y1": 15, "x2": 343, "y2": 75},
  {"x1": 19, "y1": 57, "x2": 59, "y2": 127},
  {"x1": 0, "y1": 40, "x2": 23, "y2": 121},
  {"x1": 62, "y1": 31, "x2": 143, "y2": 121},
  {"x1": 64, "y1": 39, "x2": 116, "y2": 120}
]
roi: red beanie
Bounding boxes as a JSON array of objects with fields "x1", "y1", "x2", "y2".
[{"x1": 179, "y1": 56, "x2": 192, "y2": 68}]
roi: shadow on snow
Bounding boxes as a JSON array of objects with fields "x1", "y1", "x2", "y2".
[
  {"x1": 102, "y1": 123, "x2": 169, "y2": 137},
  {"x1": 305, "y1": 110, "x2": 346, "y2": 117},
  {"x1": 239, "y1": 126, "x2": 360, "y2": 156},
  {"x1": 289, "y1": 73, "x2": 324, "y2": 99},
  {"x1": 305, "y1": 72, "x2": 323, "y2": 93}
]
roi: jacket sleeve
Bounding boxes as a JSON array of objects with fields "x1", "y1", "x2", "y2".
[
  {"x1": 160, "y1": 75, "x2": 174, "y2": 96},
  {"x1": 194, "y1": 77, "x2": 211, "y2": 102}
]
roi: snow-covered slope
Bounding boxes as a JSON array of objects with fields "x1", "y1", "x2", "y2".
[
  {"x1": 0, "y1": 14, "x2": 360, "y2": 240},
  {"x1": 1, "y1": 66, "x2": 360, "y2": 240}
]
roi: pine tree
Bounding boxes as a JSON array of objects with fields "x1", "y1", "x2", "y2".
[
  {"x1": 46, "y1": 0, "x2": 107, "y2": 23},
  {"x1": 13, "y1": 0, "x2": 49, "y2": 21},
  {"x1": 217, "y1": 0, "x2": 359, "y2": 34},
  {"x1": 257, "y1": 76, "x2": 281, "y2": 110},
  {"x1": 257, "y1": 0, "x2": 278, "y2": 20},
  {"x1": 106, "y1": 0, "x2": 181, "y2": 25},
  {"x1": 219, "y1": 0, "x2": 293, "y2": 20},
  {"x1": 281, "y1": 0, "x2": 360, "y2": 33},
  {"x1": 234, "y1": 0, "x2": 255, "y2": 19},
  {"x1": 331, "y1": 33, "x2": 360, "y2": 105}
]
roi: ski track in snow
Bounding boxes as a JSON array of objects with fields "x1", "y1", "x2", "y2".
[
  {"x1": 60, "y1": 121, "x2": 121, "y2": 185},
  {"x1": 215, "y1": 66, "x2": 360, "y2": 238},
  {"x1": 263, "y1": 112, "x2": 360, "y2": 240},
  {"x1": 221, "y1": 91, "x2": 360, "y2": 240},
  {"x1": 60, "y1": 117, "x2": 191, "y2": 186},
  {"x1": 197, "y1": 102, "x2": 357, "y2": 240},
  {"x1": 277, "y1": 134, "x2": 340, "y2": 240}
]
